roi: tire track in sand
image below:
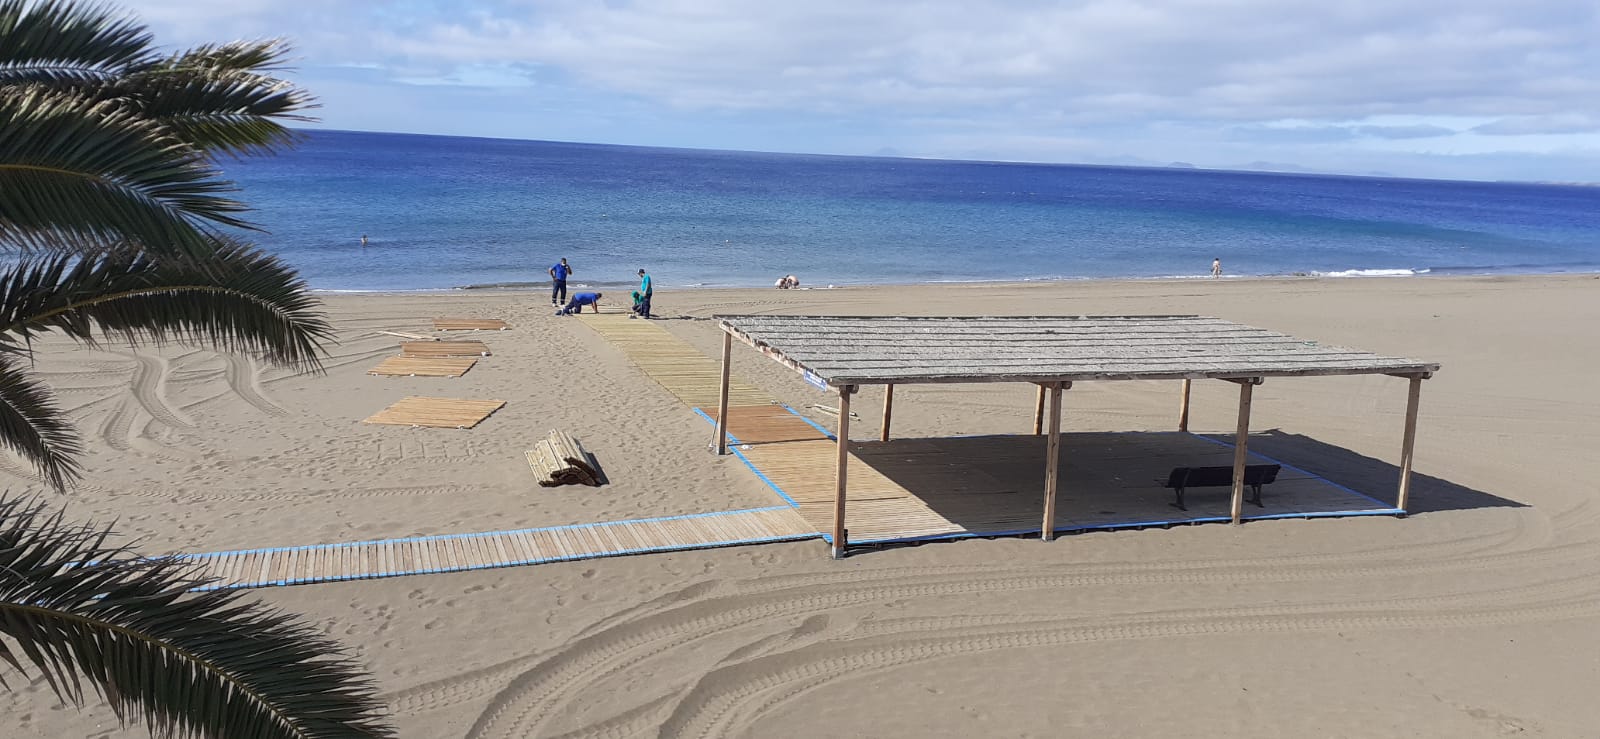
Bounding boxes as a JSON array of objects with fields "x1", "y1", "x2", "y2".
[
  {"x1": 117, "y1": 353, "x2": 194, "y2": 429},
  {"x1": 221, "y1": 352, "x2": 287, "y2": 415},
  {"x1": 657, "y1": 584, "x2": 1600, "y2": 739},
  {"x1": 456, "y1": 539, "x2": 1600, "y2": 737},
  {"x1": 388, "y1": 522, "x2": 1535, "y2": 718}
]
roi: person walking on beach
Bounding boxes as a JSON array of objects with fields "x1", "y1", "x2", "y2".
[
  {"x1": 557, "y1": 291, "x2": 602, "y2": 315},
  {"x1": 634, "y1": 268, "x2": 653, "y2": 319},
  {"x1": 1211, "y1": 258, "x2": 1222, "y2": 278},
  {"x1": 549, "y1": 258, "x2": 572, "y2": 306}
]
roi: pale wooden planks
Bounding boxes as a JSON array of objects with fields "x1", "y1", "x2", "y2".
[
  {"x1": 703, "y1": 405, "x2": 829, "y2": 444},
  {"x1": 363, "y1": 396, "x2": 506, "y2": 428},
  {"x1": 434, "y1": 317, "x2": 510, "y2": 331},
  {"x1": 576, "y1": 312, "x2": 771, "y2": 407},
  {"x1": 717, "y1": 315, "x2": 1441, "y2": 385},
  {"x1": 402, "y1": 340, "x2": 491, "y2": 357},
  {"x1": 368, "y1": 356, "x2": 478, "y2": 377},
  {"x1": 184, "y1": 507, "x2": 818, "y2": 590}
]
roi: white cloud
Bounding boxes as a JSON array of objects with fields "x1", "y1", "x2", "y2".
[{"x1": 114, "y1": 0, "x2": 1600, "y2": 179}]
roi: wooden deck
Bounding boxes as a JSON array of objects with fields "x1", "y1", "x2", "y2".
[
  {"x1": 576, "y1": 312, "x2": 771, "y2": 407},
  {"x1": 183, "y1": 506, "x2": 817, "y2": 590},
  {"x1": 434, "y1": 317, "x2": 510, "y2": 331},
  {"x1": 402, "y1": 340, "x2": 491, "y2": 357},
  {"x1": 368, "y1": 356, "x2": 478, "y2": 377},
  {"x1": 733, "y1": 431, "x2": 1398, "y2": 545},
  {"x1": 363, "y1": 396, "x2": 506, "y2": 429},
  {"x1": 702, "y1": 405, "x2": 831, "y2": 445}
]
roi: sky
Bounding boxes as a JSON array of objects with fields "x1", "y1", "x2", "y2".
[{"x1": 119, "y1": 0, "x2": 1600, "y2": 182}]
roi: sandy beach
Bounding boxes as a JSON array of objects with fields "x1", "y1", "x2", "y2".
[{"x1": 4, "y1": 273, "x2": 1599, "y2": 738}]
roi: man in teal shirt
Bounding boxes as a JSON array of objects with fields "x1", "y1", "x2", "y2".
[{"x1": 634, "y1": 268, "x2": 653, "y2": 318}]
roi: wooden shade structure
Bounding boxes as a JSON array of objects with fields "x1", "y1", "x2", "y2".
[{"x1": 713, "y1": 315, "x2": 1440, "y2": 559}]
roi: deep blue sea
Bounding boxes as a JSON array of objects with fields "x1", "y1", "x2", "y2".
[{"x1": 226, "y1": 129, "x2": 1600, "y2": 291}]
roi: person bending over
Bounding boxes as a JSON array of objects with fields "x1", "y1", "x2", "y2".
[
  {"x1": 558, "y1": 291, "x2": 602, "y2": 315},
  {"x1": 635, "y1": 268, "x2": 653, "y2": 318}
]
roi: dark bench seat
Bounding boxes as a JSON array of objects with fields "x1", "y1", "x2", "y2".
[{"x1": 1163, "y1": 464, "x2": 1281, "y2": 511}]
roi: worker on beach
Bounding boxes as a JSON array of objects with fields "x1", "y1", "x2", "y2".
[
  {"x1": 557, "y1": 291, "x2": 602, "y2": 315},
  {"x1": 633, "y1": 268, "x2": 653, "y2": 318},
  {"x1": 549, "y1": 257, "x2": 572, "y2": 305}
]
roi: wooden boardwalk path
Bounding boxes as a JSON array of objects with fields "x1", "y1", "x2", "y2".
[
  {"x1": 184, "y1": 506, "x2": 816, "y2": 590},
  {"x1": 577, "y1": 312, "x2": 771, "y2": 408}
]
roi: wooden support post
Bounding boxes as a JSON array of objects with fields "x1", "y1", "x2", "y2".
[
  {"x1": 1229, "y1": 379, "x2": 1258, "y2": 524},
  {"x1": 713, "y1": 331, "x2": 732, "y2": 455},
  {"x1": 1041, "y1": 382, "x2": 1066, "y2": 541},
  {"x1": 832, "y1": 385, "x2": 854, "y2": 559},
  {"x1": 1178, "y1": 378, "x2": 1192, "y2": 432},
  {"x1": 880, "y1": 384, "x2": 894, "y2": 442},
  {"x1": 1396, "y1": 375, "x2": 1424, "y2": 513},
  {"x1": 1033, "y1": 384, "x2": 1046, "y2": 435}
]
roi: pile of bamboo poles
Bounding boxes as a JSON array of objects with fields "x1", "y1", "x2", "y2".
[{"x1": 525, "y1": 430, "x2": 602, "y2": 487}]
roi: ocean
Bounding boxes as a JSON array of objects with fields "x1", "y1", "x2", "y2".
[{"x1": 227, "y1": 129, "x2": 1600, "y2": 292}]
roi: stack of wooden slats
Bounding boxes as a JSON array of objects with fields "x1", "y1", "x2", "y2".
[{"x1": 525, "y1": 430, "x2": 602, "y2": 487}]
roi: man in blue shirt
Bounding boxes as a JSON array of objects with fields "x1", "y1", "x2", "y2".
[
  {"x1": 557, "y1": 291, "x2": 602, "y2": 315},
  {"x1": 548, "y1": 258, "x2": 572, "y2": 306}
]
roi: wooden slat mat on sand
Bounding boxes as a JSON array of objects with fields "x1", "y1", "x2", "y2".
[
  {"x1": 184, "y1": 506, "x2": 818, "y2": 590},
  {"x1": 368, "y1": 356, "x2": 478, "y2": 377},
  {"x1": 703, "y1": 405, "x2": 830, "y2": 444},
  {"x1": 402, "y1": 340, "x2": 490, "y2": 357},
  {"x1": 364, "y1": 396, "x2": 505, "y2": 428},
  {"x1": 434, "y1": 317, "x2": 509, "y2": 331},
  {"x1": 576, "y1": 312, "x2": 770, "y2": 407}
]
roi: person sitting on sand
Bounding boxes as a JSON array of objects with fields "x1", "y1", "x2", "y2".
[
  {"x1": 774, "y1": 274, "x2": 801, "y2": 289},
  {"x1": 557, "y1": 291, "x2": 602, "y2": 315}
]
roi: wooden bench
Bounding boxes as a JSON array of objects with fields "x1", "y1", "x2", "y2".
[{"x1": 1162, "y1": 464, "x2": 1280, "y2": 511}]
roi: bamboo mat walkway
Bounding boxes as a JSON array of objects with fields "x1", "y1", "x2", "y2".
[
  {"x1": 402, "y1": 340, "x2": 491, "y2": 357},
  {"x1": 363, "y1": 396, "x2": 506, "y2": 428},
  {"x1": 575, "y1": 311, "x2": 771, "y2": 407},
  {"x1": 368, "y1": 356, "x2": 478, "y2": 377},
  {"x1": 184, "y1": 506, "x2": 816, "y2": 590}
]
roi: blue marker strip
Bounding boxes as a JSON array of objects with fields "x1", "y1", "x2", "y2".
[{"x1": 783, "y1": 405, "x2": 837, "y2": 439}]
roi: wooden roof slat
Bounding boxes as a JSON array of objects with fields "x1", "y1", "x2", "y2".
[{"x1": 717, "y1": 314, "x2": 1439, "y2": 386}]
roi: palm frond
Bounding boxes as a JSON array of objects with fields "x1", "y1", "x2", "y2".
[
  {"x1": 0, "y1": 355, "x2": 81, "y2": 489},
  {"x1": 0, "y1": 0, "x2": 154, "y2": 86},
  {"x1": 0, "y1": 493, "x2": 396, "y2": 738},
  {"x1": 121, "y1": 42, "x2": 318, "y2": 157},
  {"x1": 0, "y1": 241, "x2": 334, "y2": 371},
  {"x1": 0, "y1": 87, "x2": 252, "y2": 258}
]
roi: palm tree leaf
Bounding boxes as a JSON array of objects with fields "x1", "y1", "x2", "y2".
[
  {"x1": 0, "y1": 355, "x2": 81, "y2": 489},
  {"x1": 0, "y1": 494, "x2": 396, "y2": 738},
  {"x1": 120, "y1": 60, "x2": 318, "y2": 157},
  {"x1": 0, "y1": 241, "x2": 334, "y2": 372},
  {"x1": 0, "y1": 87, "x2": 252, "y2": 258},
  {"x1": 0, "y1": 0, "x2": 154, "y2": 86}
]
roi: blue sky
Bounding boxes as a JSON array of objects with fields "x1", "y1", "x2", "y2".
[{"x1": 124, "y1": 0, "x2": 1600, "y2": 181}]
